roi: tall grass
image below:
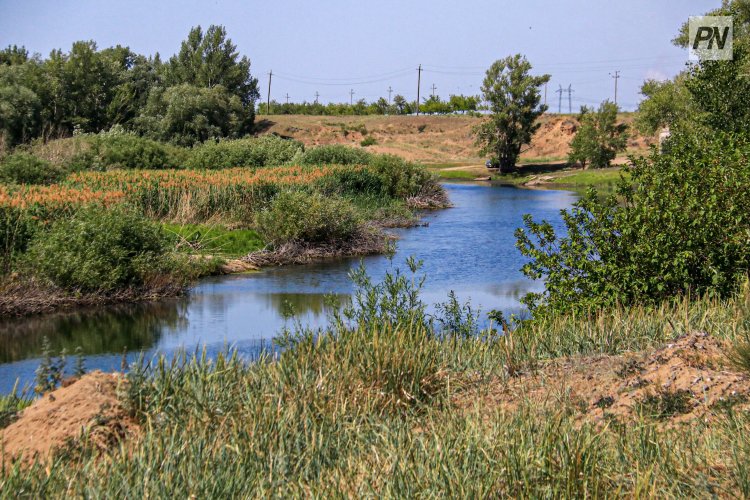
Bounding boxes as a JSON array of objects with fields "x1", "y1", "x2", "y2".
[{"x1": 4, "y1": 270, "x2": 750, "y2": 496}]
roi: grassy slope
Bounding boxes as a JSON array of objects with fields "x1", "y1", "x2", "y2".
[{"x1": 258, "y1": 113, "x2": 653, "y2": 166}]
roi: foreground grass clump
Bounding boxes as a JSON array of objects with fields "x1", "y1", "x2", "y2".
[{"x1": 4, "y1": 267, "x2": 750, "y2": 496}]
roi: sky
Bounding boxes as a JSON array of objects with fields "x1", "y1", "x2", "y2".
[{"x1": 0, "y1": 0, "x2": 719, "y2": 111}]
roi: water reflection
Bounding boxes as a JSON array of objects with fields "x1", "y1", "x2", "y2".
[
  {"x1": 0, "y1": 300, "x2": 187, "y2": 364},
  {"x1": 0, "y1": 183, "x2": 576, "y2": 393}
]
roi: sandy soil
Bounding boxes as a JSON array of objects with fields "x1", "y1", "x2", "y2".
[
  {"x1": 257, "y1": 114, "x2": 654, "y2": 165},
  {"x1": 455, "y1": 332, "x2": 750, "y2": 426},
  {"x1": 1, "y1": 371, "x2": 137, "y2": 464}
]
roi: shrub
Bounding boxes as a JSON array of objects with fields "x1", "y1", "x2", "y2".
[
  {"x1": 516, "y1": 132, "x2": 750, "y2": 314},
  {"x1": 360, "y1": 136, "x2": 377, "y2": 147},
  {"x1": 255, "y1": 190, "x2": 360, "y2": 246},
  {"x1": 92, "y1": 133, "x2": 185, "y2": 170},
  {"x1": 0, "y1": 152, "x2": 64, "y2": 185},
  {"x1": 368, "y1": 154, "x2": 435, "y2": 199},
  {"x1": 27, "y1": 207, "x2": 182, "y2": 292},
  {"x1": 0, "y1": 205, "x2": 38, "y2": 273},
  {"x1": 186, "y1": 135, "x2": 304, "y2": 169},
  {"x1": 299, "y1": 144, "x2": 373, "y2": 165},
  {"x1": 568, "y1": 101, "x2": 628, "y2": 169}
]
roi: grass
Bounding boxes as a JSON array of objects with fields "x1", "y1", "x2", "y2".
[
  {"x1": 435, "y1": 169, "x2": 481, "y2": 180},
  {"x1": 164, "y1": 223, "x2": 264, "y2": 258},
  {"x1": 0, "y1": 384, "x2": 32, "y2": 429},
  {"x1": 4, "y1": 271, "x2": 750, "y2": 496},
  {"x1": 549, "y1": 167, "x2": 628, "y2": 186}
]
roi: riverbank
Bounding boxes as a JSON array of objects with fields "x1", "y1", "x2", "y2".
[
  {"x1": 429, "y1": 161, "x2": 628, "y2": 190},
  {"x1": 3, "y1": 277, "x2": 750, "y2": 496}
]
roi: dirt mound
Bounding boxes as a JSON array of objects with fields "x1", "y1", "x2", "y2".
[
  {"x1": 1, "y1": 371, "x2": 137, "y2": 463},
  {"x1": 258, "y1": 114, "x2": 654, "y2": 164},
  {"x1": 457, "y1": 332, "x2": 750, "y2": 425}
]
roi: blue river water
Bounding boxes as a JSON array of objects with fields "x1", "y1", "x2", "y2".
[{"x1": 0, "y1": 183, "x2": 576, "y2": 393}]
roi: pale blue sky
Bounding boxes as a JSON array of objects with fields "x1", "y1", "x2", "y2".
[{"x1": 0, "y1": 0, "x2": 718, "y2": 110}]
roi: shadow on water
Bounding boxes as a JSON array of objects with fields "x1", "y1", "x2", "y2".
[{"x1": 0, "y1": 183, "x2": 577, "y2": 393}]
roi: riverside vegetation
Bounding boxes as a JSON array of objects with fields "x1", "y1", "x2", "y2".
[
  {"x1": 0, "y1": 134, "x2": 447, "y2": 316},
  {"x1": 5, "y1": 3, "x2": 750, "y2": 496}
]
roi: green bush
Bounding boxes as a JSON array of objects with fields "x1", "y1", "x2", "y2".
[
  {"x1": 255, "y1": 190, "x2": 360, "y2": 246},
  {"x1": 568, "y1": 101, "x2": 628, "y2": 169},
  {"x1": 299, "y1": 144, "x2": 373, "y2": 165},
  {"x1": 360, "y1": 136, "x2": 377, "y2": 147},
  {"x1": 94, "y1": 133, "x2": 185, "y2": 170},
  {"x1": 314, "y1": 167, "x2": 385, "y2": 197},
  {"x1": 368, "y1": 154, "x2": 435, "y2": 199},
  {"x1": 0, "y1": 206, "x2": 38, "y2": 273},
  {"x1": 516, "y1": 132, "x2": 750, "y2": 314},
  {"x1": 0, "y1": 152, "x2": 64, "y2": 185},
  {"x1": 186, "y1": 135, "x2": 304, "y2": 169},
  {"x1": 27, "y1": 207, "x2": 183, "y2": 292}
]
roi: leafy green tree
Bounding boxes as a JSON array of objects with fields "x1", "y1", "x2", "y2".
[
  {"x1": 473, "y1": 55, "x2": 550, "y2": 172},
  {"x1": 0, "y1": 45, "x2": 29, "y2": 66},
  {"x1": 137, "y1": 83, "x2": 246, "y2": 146},
  {"x1": 568, "y1": 100, "x2": 628, "y2": 169},
  {"x1": 393, "y1": 95, "x2": 408, "y2": 114},
  {"x1": 0, "y1": 74, "x2": 41, "y2": 146},
  {"x1": 163, "y1": 25, "x2": 259, "y2": 128},
  {"x1": 635, "y1": 74, "x2": 697, "y2": 136},
  {"x1": 517, "y1": 132, "x2": 750, "y2": 315}
]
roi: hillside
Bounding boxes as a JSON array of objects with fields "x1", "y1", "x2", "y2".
[{"x1": 255, "y1": 113, "x2": 655, "y2": 165}]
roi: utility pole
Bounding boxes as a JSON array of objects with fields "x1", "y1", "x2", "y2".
[
  {"x1": 431, "y1": 83, "x2": 437, "y2": 97},
  {"x1": 266, "y1": 70, "x2": 272, "y2": 114},
  {"x1": 544, "y1": 82, "x2": 548, "y2": 107},
  {"x1": 610, "y1": 70, "x2": 620, "y2": 106},
  {"x1": 314, "y1": 91, "x2": 320, "y2": 104},
  {"x1": 556, "y1": 85, "x2": 563, "y2": 114},
  {"x1": 567, "y1": 84, "x2": 573, "y2": 114},
  {"x1": 387, "y1": 86, "x2": 393, "y2": 104},
  {"x1": 416, "y1": 64, "x2": 422, "y2": 115},
  {"x1": 349, "y1": 89, "x2": 355, "y2": 105},
  {"x1": 285, "y1": 93, "x2": 290, "y2": 105}
]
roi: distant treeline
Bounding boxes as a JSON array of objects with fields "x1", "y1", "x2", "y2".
[
  {"x1": 0, "y1": 25, "x2": 260, "y2": 149},
  {"x1": 261, "y1": 94, "x2": 483, "y2": 116}
]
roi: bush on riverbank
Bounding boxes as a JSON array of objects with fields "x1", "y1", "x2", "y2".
[
  {"x1": 26, "y1": 207, "x2": 188, "y2": 293},
  {"x1": 255, "y1": 190, "x2": 360, "y2": 246},
  {"x1": 517, "y1": 132, "x2": 750, "y2": 315}
]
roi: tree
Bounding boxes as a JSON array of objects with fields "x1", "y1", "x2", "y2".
[
  {"x1": 568, "y1": 100, "x2": 628, "y2": 169},
  {"x1": 393, "y1": 95, "x2": 407, "y2": 114},
  {"x1": 473, "y1": 55, "x2": 549, "y2": 172},
  {"x1": 137, "y1": 84, "x2": 246, "y2": 146},
  {"x1": 635, "y1": 74, "x2": 696, "y2": 136},
  {"x1": 517, "y1": 132, "x2": 750, "y2": 315}
]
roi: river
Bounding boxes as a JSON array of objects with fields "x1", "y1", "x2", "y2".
[{"x1": 0, "y1": 183, "x2": 576, "y2": 393}]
